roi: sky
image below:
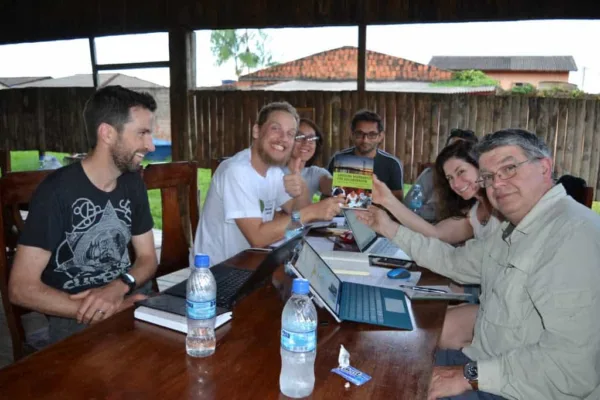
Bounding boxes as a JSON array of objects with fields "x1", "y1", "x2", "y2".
[{"x1": 1, "y1": 19, "x2": 600, "y2": 92}]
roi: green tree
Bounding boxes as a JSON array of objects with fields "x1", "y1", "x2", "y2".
[
  {"x1": 432, "y1": 70, "x2": 499, "y2": 87},
  {"x1": 210, "y1": 29, "x2": 277, "y2": 77}
]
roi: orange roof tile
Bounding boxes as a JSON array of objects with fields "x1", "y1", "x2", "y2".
[{"x1": 239, "y1": 46, "x2": 452, "y2": 82}]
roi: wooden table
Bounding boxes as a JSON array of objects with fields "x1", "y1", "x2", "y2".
[{"x1": 0, "y1": 249, "x2": 449, "y2": 399}]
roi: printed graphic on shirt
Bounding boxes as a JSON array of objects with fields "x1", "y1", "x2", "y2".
[{"x1": 54, "y1": 198, "x2": 132, "y2": 291}]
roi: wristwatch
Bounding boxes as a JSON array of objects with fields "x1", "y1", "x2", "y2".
[
  {"x1": 463, "y1": 361, "x2": 479, "y2": 391},
  {"x1": 120, "y1": 273, "x2": 136, "y2": 295}
]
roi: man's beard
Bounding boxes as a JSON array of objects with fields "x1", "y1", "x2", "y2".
[
  {"x1": 257, "y1": 138, "x2": 289, "y2": 167},
  {"x1": 355, "y1": 142, "x2": 377, "y2": 155},
  {"x1": 111, "y1": 145, "x2": 141, "y2": 173}
]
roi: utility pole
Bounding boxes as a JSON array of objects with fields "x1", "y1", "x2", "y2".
[{"x1": 581, "y1": 66, "x2": 587, "y2": 91}]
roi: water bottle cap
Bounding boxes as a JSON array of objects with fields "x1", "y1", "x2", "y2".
[
  {"x1": 414, "y1": 184, "x2": 421, "y2": 189},
  {"x1": 292, "y1": 278, "x2": 310, "y2": 295},
  {"x1": 194, "y1": 253, "x2": 210, "y2": 268},
  {"x1": 291, "y1": 211, "x2": 301, "y2": 221}
]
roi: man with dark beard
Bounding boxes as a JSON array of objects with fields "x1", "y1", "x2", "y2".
[
  {"x1": 9, "y1": 86, "x2": 158, "y2": 344},
  {"x1": 327, "y1": 109, "x2": 404, "y2": 200},
  {"x1": 194, "y1": 101, "x2": 341, "y2": 265}
]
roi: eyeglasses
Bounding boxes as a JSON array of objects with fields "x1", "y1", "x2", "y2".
[
  {"x1": 294, "y1": 134, "x2": 320, "y2": 144},
  {"x1": 352, "y1": 130, "x2": 380, "y2": 140},
  {"x1": 476, "y1": 159, "x2": 534, "y2": 188}
]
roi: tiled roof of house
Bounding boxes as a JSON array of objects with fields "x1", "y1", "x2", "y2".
[
  {"x1": 239, "y1": 46, "x2": 452, "y2": 82},
  {"x1": 429, "y1": 56, "x2": 577, "y2": 72}
]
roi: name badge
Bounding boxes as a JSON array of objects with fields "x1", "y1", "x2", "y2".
[{"x1": 261, "y1": 200, "x2": 275, "y2": 222}]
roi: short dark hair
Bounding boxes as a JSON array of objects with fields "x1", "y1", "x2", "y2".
[
  {"x1": 445, "y1": 128, "x2": 478, "y2": 147},
  {"x1": 256, "y1": 101, "x2": 299, "y2": 127},
  {"x1": 351, "y1": 109, "x2": 384, "y2": 133},
  {"x1": 83, "y1": 85, "x2": 157, "y2": 149},
  {"x1": 298, "y1": 118, "x2": 324, "y2": 167}
]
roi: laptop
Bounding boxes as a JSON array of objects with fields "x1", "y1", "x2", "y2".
[
  {"x1": 342, "y1": 208, "x2": 412, "y2": 261},
  {"x1": 164, "y1": 232, "x2": 305, "y2": 310},
  {"x1": 289, "y1": 239, "x2": 413, "y2": 330}
]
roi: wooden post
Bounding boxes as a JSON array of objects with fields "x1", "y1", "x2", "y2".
[
  {"x1": 357, "y1": 23, "x2": 367, "y2": 97},
  {"x1": 88, "y1": 38, "x2": 99, "y2": 89},
  {"x1": 0, "y1": 148, "x2": 10, "y2": 175},
  {"x1": 169, "y1": 27, "x2": 196, "y2": 162},
  {"x1": 168, "y1": 27, "x2": 196, "y2": 244}
]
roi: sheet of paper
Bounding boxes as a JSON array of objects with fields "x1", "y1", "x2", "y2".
[{"x1": 339, "y1": 266, "x2": 421, "y2": 290}]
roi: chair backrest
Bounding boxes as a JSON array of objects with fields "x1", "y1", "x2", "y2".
[
  {"x1": 142, "y1": 161, "x2": 199, "y2": 281},
  {"x1": 0, "y1": 169, "x2": 53, "y2": 361},
  {"x1": 584, "y1": 186, "x2": 594, "y2": 209},
  {"x1": 210, "y1": 157, "x2": 230, "y2": 175}
]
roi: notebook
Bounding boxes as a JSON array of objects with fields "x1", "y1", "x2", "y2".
[{"x1": 134, "y1": 294, "x2": 232, "y2": 333}]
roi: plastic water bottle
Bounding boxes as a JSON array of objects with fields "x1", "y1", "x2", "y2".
[
  {"x1": 285, "y1": 211, "x2": 303, "y2": 240},
  {"x1": 408, "y1": 184, "x2": 424, "y2": 213},
  {"x1": 186, "y1": 254, "x2": 217, "y2": 358},
  {"x1": 280, "y1": 278, "x2": 317, "y2": 398},
  {"x1": 38, "y1": 155, "x2": 62, "y2": 170},
  {"x1": 284, "y1": 211, "x2": 303, "y2": 275}
]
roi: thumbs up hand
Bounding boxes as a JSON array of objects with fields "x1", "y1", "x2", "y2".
[{"x1": 284, "y1": 158, "x2": 306, "y2": 198}]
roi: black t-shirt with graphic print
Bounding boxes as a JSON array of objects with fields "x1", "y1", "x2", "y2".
[{"x1": 18, "y1": 162, "x2": 153, "y2": 294}]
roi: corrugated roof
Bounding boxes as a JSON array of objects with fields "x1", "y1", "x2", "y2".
[
  {"x1": 11, "y1": 73, "x2": 165, "y2": 88},
  {"x1": 239, "y1": 46, "x2": 452, "y2": 83},
  {"x1": 258, "y1": 80, "x2": 495, "y2": 94},
  {"x1": 429, "y1": 56, "x2": 577, "y2": 72},
  {"x1": 0, "y1": 76, "x2": 51, "y2": 87}
]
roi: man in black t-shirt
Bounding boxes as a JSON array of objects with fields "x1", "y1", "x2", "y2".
[
  {"x1": 9, "y1": 86, "x2": 159, "y2": 344},
  {"x1": 327, "y1": 109, "x2": 404, "y2": 201}
]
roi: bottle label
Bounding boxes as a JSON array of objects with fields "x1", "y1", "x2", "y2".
[
  {"x1": 281, "y1": 328, "x2": 316, "y2": 352},
  {"x1": 186, "y1": 299, "x2": 216, "y2": 320},
  {"x1": 285, "y1": 227, "x2": 303, "y2": 240}
]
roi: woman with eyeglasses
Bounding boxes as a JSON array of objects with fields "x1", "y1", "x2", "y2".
[
  {"x1": 281, "y1": 118, "x2": 333, "y2": 199},
  {"x1": 369, "y1": 140, "x2": 501, "y2": 350}
]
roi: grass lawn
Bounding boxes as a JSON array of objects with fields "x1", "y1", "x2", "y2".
[{"x1": 6, "y1": 151, "x2": 600, "y2": 229}]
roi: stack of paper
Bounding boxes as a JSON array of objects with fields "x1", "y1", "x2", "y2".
[{"x1": 319, "y1": 251, "x2": 371, "y2": 276}]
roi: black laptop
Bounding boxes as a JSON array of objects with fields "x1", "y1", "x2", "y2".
[{"x1": 163, "y1": 232, "x2": 305, "y2": 310}]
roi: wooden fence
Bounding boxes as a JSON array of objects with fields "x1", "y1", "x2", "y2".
[
  {"x1": 190, "y1": 90, "x2": 600, "y2": 198},
  {"x1": 2, "y1": 88, "x2": 600, "y2": 199},
  {"x1": 0, "y1": 87, "x2": 95, "y2": 153}
]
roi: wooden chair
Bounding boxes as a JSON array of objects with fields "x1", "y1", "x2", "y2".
[
  {"x1": 142, "y1": 161, "x2": 199, "y2": 285},
  {"x1": 210, "y1": 157, "x2": 230, "y2": 175},
  {"x1": 0, "y1": 170, "x2": 53, "y2": 361},
  {"x1": 584, "y1": 186, "x2": 594, "y2": 209}
]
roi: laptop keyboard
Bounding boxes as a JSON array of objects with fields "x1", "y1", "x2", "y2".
[
  {"x1": 369, "y1": 239, "x2": 397, "y2": 256},
  {"x1": 341, "y1": 283, "x2": 384, "y2": 324},
  {"x1": 212, "y1": 266, "x2": 254, "y2": 307}
]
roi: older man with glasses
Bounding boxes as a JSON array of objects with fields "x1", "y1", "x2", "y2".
[
  {"x1": 327, "y1": 109, "x2": 405, "y2": 200},
  {"x1": 356, "y1": 128, "x2": 600, "y2": 400}
]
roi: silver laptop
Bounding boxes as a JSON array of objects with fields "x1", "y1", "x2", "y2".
[
  {"x1": 342, "y1": 208, "x2": 412, "y2": 261},
  {"x1": 290, "y1": 239, "x2": 413, "y2": 330}
]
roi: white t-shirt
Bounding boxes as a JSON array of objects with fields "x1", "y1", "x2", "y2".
[
  {"x1": 193, "y1": 148, "x2": 292, "y2": 265},
  {"x1": 468, "y1": 201, "x2": 501, "y2": 240},
  {"x1": 281, "y1": 165, "x2": 332, "y2": 198}
]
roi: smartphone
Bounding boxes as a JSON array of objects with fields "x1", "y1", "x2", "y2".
[{"x1": 369, "y1": 256, "x2": 414, "y2": 269}]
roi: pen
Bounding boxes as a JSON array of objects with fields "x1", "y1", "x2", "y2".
[{"x1": 398, "y1": 284, "x2": 448, "y2": 294}]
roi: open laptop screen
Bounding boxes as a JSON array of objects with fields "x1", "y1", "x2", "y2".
[
  {"x1": 294, "y1": 241, "x2": 341, "y2": 312},
  {"x1": 343, "y1": 208, "x2": 377, "y2": 252}
]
